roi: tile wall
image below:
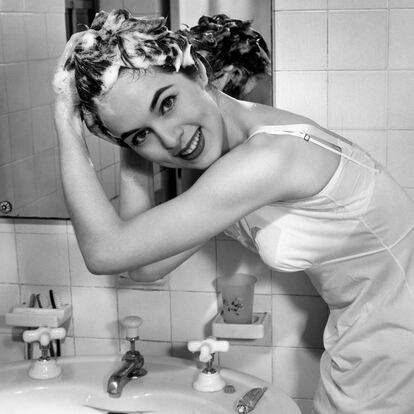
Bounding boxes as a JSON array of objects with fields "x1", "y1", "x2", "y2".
[{"x1": 1, "y1": 2, "x2": 414, "y2": 414}]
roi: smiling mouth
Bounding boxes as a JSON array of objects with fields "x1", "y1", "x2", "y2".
[{"x1": 179, "y1": 127, "x2": 205, "y2": 160}]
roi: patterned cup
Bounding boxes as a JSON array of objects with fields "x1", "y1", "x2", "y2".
[{"x1": 217, "y1": 273, "x2": 257, "y2": 324}]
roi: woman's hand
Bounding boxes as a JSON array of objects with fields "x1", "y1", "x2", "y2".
[
  {"x1": 52, "y1": 32, "x2": 84, "y2": 104},
  {"x1": 52, "y1": 32, "x2": 85, "y2": 141}
]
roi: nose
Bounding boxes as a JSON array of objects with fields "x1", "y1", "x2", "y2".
[{"x1": 153, "y1": 121, "x2": 183, "y2": 154}]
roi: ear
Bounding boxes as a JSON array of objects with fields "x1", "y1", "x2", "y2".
[{"x1": 196, "y1": 58, "x2": 209, "y2": 88}]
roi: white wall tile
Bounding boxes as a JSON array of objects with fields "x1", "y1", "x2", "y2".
[
  {"x1": 4, "y1": 63, "x2": 31, "y2": 112},
  {"x1": 328, "y1": 71, "x2": 387, "y2": 129},
  {"x1": 273, "y1": 347, "x2": 323, "y2": 398},
  {"x1": 275, "y1": 0, "x2": 327, "y2": 10},
  {"x1": 0, "y1": 217, "x2": 14, "y2": 232},
  {"x1": 388, "y1": 71, "x2": 414, "y2": 129},
  {"x1": 387, "y1": 130, "x2": 414, "y2": 187},
  {"x1": 14, "y1": 218, "x2": 67, "y2": 234},
  {"x1": 16, "y1": 233, "x2": 70, "y2": 285},
  {"x1": 1, "y1": 14, "x2": 27, "y2": 62},
  {"x1": 336, "y1": 130, "x2": 387, "y2": 165},
  {"x1": 328, "y1": 11, "x2": 387, "y2": 69},
  {"x1": 405, "y1": 189, "x2": 414, "y2": 201},
  {"x1": 117, "y1": 289, "x2": 171, "y2": 341},
  {"x1": 169, "y1": 239, "x2": 216, "y2": 292},
  {"x1": 28, "y1": 61, "x2": 52, "y2": 108},
  {"x1": 171, "y1": 291, "x2": 218, "y2": 341},
  {"x1": 100, "y1": 139, "x2": 116, "y2": 169},
  {"x1": 9, "y1": 109, "x2": 33, "y2": 161},
  {"x1": 389, "y1": 0, "x2": 414, "y2": 8},
  {"x1": 275, "y1": 11, "x2": 327, "y2": 70},
  {"x1": 34, "y1": 149, "x2": 57, "y2": 197},
  {"x1": 60, "y1": 336, "x2": 75, "y2": 356},
  {"x1": 85, "y1": 135, "x2": 102, "y2": 171},
  {"x1": 219, "y1": 345, "x2": 273, "y2": 383},
  {"x1": 99, "y1": 165, "x2": 116, "y2": 200},
  {"x1": 0, "y1": 16, "x2": 3, "y2": 63},
  {"x1": 389, "y1": 10, "x2": 414, "y2": 69},
  {"x1": 32, "y1": 106, "x2": 55, "y2": 153},
  {"x1": 275, "y1": 71, "x2": 327, "y2": 126},
  {"x1": 272, "y1": 295, "x2": 327, "y2": 347},
  {"x1": 328, "y1": 0, "x2": 387, "y2": 8},
  {"x1": 0, "y1": 232, "x2": 18, "y2": 283},
  {"x1": 25, "y1": 0, "x2": 65, "y2": 13},
  {"x1": 0, "y1": 66, "x2": 8, "y2": 114},
  {"x1": 0, "y1": 165, "x2": 14, "y2": 207},
  {"x1": 216, "y1": 240, "x2": 272, "y2": 294},
  {"x1": 45, "y1": 13, "x2": 67, "y2": 58},
  {"x1": 11, "y1": 157, "x2": 37, "y2": 208},
  {"x1": 0, "y1": 333, "x2": 24, "y2": 362},
  {"x1": 272, "y1": 270, "x2": 319, "y2": 295},
  {"x1": 0, "y1": 0, "x2": 24, "y2": 12},
  {"x1": 71, "y1": 287, "x2": 118, "y2": 338},
  {"x1": 75, "y1": 337, "x2": 120, "y2": 355},
  {"x1": 24, "y1": 14, "x2": 48, "y2": 60},
  {"x1": 0, "y1": 114, "x2": 11, "y2": 165},
  {"x1": 0, "y1": 284, "x2": 19, "y2": 314}
]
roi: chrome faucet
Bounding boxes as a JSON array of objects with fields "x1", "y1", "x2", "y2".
[{"x1": 107, "y1": 316, "x2": 147, "y2": 397}]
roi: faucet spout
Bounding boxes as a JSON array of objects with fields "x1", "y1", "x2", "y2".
[{"x1": 107, "y1": 351, "x2": 147, "y2": 397}]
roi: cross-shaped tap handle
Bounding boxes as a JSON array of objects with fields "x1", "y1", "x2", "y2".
[{"x1": 188, "y1": 337, "x2": 229, "y2": 363}]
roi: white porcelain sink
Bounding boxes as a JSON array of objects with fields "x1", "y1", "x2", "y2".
[{"x1": 0, "y1": 355, "x2": 300, "y2": 413}]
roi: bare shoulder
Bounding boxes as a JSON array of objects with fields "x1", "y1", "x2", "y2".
[
  {"x1": 231, "y1": 130, "x2": 340, "y2": 201},
  {"x1": 192, "y1": 131, "x2": 306, "y2": 207}
]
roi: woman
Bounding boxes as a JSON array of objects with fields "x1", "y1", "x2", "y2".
[{"x1": 54, "y1": 9, "x2": 414, "y2": 413}]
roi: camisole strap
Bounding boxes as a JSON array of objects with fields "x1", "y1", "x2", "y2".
[{"x1": 248, "y1": 123, "x2": 379, "y2": 173}]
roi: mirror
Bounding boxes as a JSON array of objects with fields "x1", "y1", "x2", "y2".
[{"x1": 0, "y1": 0, "x2": 272, "y2": 219}]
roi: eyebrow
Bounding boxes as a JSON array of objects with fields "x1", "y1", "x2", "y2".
[
  {"x1": 150, "y1": 84, "x2": 173, "y2": 111},
  {"x1": 120, "y1": 84, "x2": 173, "y2": 141}
]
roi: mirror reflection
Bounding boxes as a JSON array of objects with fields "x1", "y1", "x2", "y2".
[{"x1": 0, "y1": 0, "x2": 272, "y2": 219}]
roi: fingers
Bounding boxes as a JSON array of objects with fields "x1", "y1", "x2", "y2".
[
  {"x1": 56, "y1": 31, "x2": 85, "y2": 71},
  {"x1": 53, "y1": 32, "x2": 86, "y2": 104}
]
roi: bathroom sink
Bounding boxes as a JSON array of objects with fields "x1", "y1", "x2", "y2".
[{"x1": 0, "y1": 355, "x2": 300, "y2": 413}]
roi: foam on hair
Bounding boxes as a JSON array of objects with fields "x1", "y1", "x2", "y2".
[
  {"x1": 178, "y1": 14, "x2": 270, "y2": 99},
  {"x1": 61, "y1": 9, "x2": 197, "y2": 145}
]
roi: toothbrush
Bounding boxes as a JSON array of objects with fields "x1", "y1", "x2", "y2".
[{"x1": 49, "y1": 290, "x2": 61, "y2": 357}]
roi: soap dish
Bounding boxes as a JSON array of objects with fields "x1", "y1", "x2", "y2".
[
  {"x1": 5, "y1": 304, "x2": 72, "y2": 328},
  {"x1": 212, "y1": 312, "x2": 270, "y2": 339}
]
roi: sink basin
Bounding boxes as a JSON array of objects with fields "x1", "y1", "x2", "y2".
[{"x1": 0, "y1": 355, "x2": 300, "y2": 413}]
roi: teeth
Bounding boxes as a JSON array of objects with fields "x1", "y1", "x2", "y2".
[{"x1": 181, "y1": 129, "x2": 201, "y2": 156}]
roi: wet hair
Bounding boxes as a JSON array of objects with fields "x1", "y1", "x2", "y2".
[
  {"x1": 60, "y1": 9, "x2": 204, "y2": 146},
  {"x1": 178, "y1": 14, "x2": 271, "y2": 100}
]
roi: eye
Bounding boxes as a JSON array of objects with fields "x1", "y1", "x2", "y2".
[
  {"x1": 131, "y1": 128, "x2": 151, "y2": 146},
  {"x1": 160, "y1": 95, "x2": 176, "y2": 115}
]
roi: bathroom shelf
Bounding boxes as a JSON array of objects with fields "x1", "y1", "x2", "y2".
[
  {"x1": 212, "y1": 312, "x2": 271, "y2": 339},
  {"x1": 5, "y1": 304, "x2": 72, "y2": 328}
]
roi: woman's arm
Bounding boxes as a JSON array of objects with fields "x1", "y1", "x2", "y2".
[
  {"x1": 57, "y1": 116, "x2": 308, "y2": 275},
  {"x1": 119, "y1": 149, "x2": 205, "y2": 282}
]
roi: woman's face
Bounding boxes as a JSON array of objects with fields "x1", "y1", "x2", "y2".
[{"x1": 96, "y1": 68, "x2": 226, "y2": 169}]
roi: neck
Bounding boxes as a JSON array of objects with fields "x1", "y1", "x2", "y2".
[{"x1": 210, "y1": 89, "x2": 258, "y2": 153}]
